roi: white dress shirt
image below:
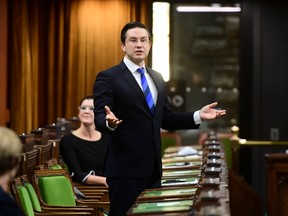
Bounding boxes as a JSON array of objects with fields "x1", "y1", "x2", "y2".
[
  {"x1": 124, "y1": 57, "x2": 158, "y2": 104},
  {"x1": 123, "y1": 57, "x2": 202, "y2": 125}
]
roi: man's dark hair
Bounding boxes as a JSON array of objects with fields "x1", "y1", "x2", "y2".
[{"x1": 120, "y1": 21, "x2": 151, "y2": 43}]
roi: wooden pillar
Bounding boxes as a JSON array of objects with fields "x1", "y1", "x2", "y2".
[{"x1": 0, "y1": 0, "x2": 8, "y2": 126}]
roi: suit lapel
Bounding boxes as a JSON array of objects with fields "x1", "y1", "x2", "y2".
[
  {"x1": 119, "y1": 62, "x2": 151, "y2": 112},
  {"x1": 118, "y1": 62, "x2": 164, "y2": 116}
]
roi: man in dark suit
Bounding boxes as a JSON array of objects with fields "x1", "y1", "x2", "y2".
[{"x1": 93, "y1": 21, "x2": 226, "y2": 216}]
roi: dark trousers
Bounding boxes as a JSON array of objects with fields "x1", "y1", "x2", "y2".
[{"x1": 107, "y1": 176, "x2": 161, "y2": 216}]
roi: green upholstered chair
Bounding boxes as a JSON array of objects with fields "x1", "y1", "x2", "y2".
[
  {"x1": 33, "y1": 169, "x2": 110, "y2": 216},
  {"x1": 24, "y1": 182, "x2": 94, "y2": 215},
  {"x1": 11, "y1": 176, "x2": 93, "y2": 216},
  {"x1": 17, "y1": 185, "x2": 35, "y2": 216},
  {"x1": 44, "y1": 158, "x2": 64, "y2": 170},
  {"x1": 48, "y1": 164, "x2": 63, "y2": 170},
  {"x1": 24, "y1": 183, "x2": 42, "y2": 212},
  {"x1": 17, "y1": 185, "x2": 92, "y2": 216},
  {"x1": 161, "y1": 132, "x2": 181, "y2": 157},
  {"x1": 43, "y1": 158, "x2": 109, "y2": 202},
  {"x1": 38, "y1": 175, "x2": 76, "y2": 206}
]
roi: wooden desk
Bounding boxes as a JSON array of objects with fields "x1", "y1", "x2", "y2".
[
  {"x1": 266, "y1": 153, "x2": 288, "y2": 216},
  {"x1": 137, "y1": 186, "x2": 197, "y2": 201},
  {"x1": 127, "y1": 199, "x2": 193, "y2": 216}
]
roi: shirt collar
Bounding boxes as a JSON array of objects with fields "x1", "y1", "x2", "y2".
[{"x1": 123, "y1": 57, "x2": 146, "y2": 73}]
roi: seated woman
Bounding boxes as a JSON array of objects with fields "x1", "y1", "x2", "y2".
[
  {"x1": 0, "y1": 127, "x2": 24, "y2": 215},
  {"x1": 60, "y1": 95, "x2": 109, "y2": 186}
]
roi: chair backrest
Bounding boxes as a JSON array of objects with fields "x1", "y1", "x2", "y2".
[
  {"x1": 20, "y1": 175, "x2": 96, "y2": 215},
  {"x1": 45, "y1": 158, "x2": 63, "y2": 170},
  {"x1": 24, "y1": 182, "x2": 42, "y2": 212},
  {"x1": 33, "y1": 169, "x2": 110, "y2": 215},
  {"x1": 34, "y1": 169, "x2": 76, "y2": 206},
  {"x1": 10, "y1": 177, "x2": 24, "y2": 208},
  {"x1": 39, "y1": 175, "x2": 76, "y2": 206},
  {"x1": 49, "y1": 164, "x2": 63, "y2": 170},
  {"x1": 17, "y1": 185, "x2": 35, "y2": 216},
  {"x1": 11, "y1": 175, "x2": 42, "y2": 214},
  {"x1": 17, "y1": 149, "x2": 38, "y2": 183}
]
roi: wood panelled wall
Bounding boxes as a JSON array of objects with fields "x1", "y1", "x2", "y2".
[
  {"x1": 0, "y1": 0, "x2": 151, "y2": 134},
  {"x1": 0, "y1": 0, "x2": 8, "y2": 126}
]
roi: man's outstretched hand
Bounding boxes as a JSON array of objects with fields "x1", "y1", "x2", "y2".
[
  {"x1": 200, "y1": 102, "x2": 226, "y2": 121},
  {"x1": 105, "y1": 106, "x2": 122, "y2": 128}
]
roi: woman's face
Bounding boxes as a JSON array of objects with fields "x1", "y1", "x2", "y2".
[{"x1": 78, "y1": 99, "x2": 94, "y2": 126}]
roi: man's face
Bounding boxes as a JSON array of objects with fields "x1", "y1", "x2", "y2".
[{"x1": 121, "y1": 27, "x2": 151, "y2": 66}]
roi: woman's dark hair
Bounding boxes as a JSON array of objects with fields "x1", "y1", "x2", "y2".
[
  {"x1": 79, "y1": 95, "x2": 94, "y2": 106},
  {"x1": 120, "y1": 21, "x2": 151, "y2": 43}
]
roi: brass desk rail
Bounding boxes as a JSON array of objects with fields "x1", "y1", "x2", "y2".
[{"x1": 238, "y1": 139, "x2": 288, "y2": 146}]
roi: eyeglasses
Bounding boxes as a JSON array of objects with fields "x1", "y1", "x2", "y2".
[
  {"x1": 125, "y1": 37, "x2": 150, "y2": 45},
  {"x1": 79, "y1": 106, "x2": 94, "y2": 111}
]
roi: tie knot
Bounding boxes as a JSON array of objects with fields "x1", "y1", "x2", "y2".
[{"x1": 137, "y1": 67, "x2": 145, "y2": 76}]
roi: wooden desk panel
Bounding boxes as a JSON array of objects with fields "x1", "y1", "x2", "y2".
[{"x1": 266, "y1": 153, "x2": 288, "y2": 216}]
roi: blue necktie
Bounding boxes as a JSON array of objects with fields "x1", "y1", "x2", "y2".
[{"x1": 137, "y1": 67, "x2": 155, "y2": 114}]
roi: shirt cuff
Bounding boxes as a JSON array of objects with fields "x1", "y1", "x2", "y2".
[
  {"x1": 82, "y1": 170, "x2": 95, "y2": 183},
  {"x1": 193, "y1": 110, "x2": 202, "y2": 125},
  {"x1": 106, "y1": 120, "x2": 116, "y2": 131}
]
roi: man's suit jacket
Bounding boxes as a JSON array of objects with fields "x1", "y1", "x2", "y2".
[{"x1": 93, "y1": 60, "x2": 199, "y2": 179}]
